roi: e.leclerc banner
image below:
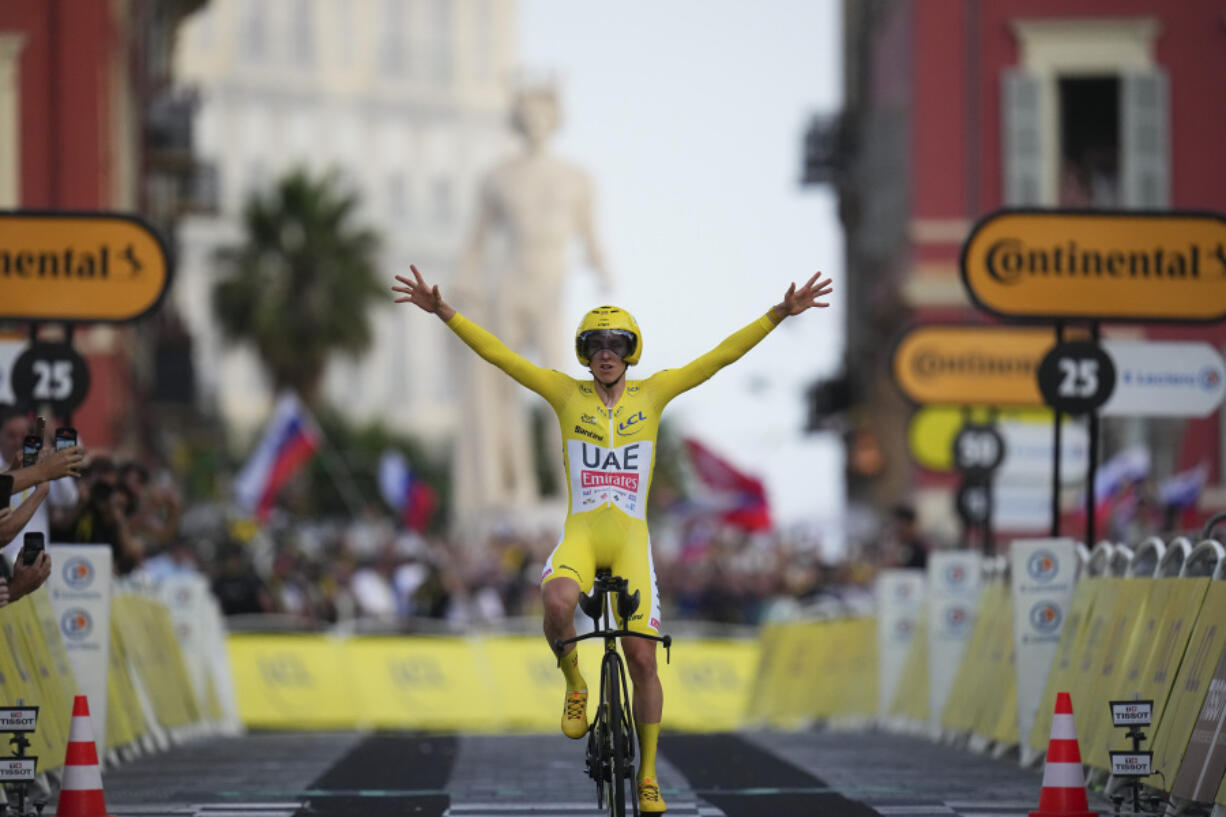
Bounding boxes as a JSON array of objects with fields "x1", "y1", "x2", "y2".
[
  {"x1": 876, "y1": 569, "x2": 926, "y2": 719},
  {"x1": 1100, "y1": 340, "x2": 1226, "y2": 417},
  {"x1": 47, "y1": 544, "x2": 113, "y2": 760},
  {"x1": 1009, "y1": 538, "x2": 1078, "y2": 766},
  {"x1": 961, "y1": 210, "x2": 1226, "y2": 322},
  {"x1": 927, "y1": 551, "x2": 982, "y2": 734}
]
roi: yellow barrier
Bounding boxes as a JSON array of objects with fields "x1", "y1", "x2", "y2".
[
  {"x1": 889, "y1": 610, "x2": 929, "y2": 724},
  {"x1": 1145, "y1": 581, "x2": 1226, "y2": 791},
  {"x1": 942, "y1": 582, "x2": 1009, "y2": 735},
  {"x1": 1030, "y1": 576, "x2": 1101, "y2": 752},
  {"x1": 741, "y1": 618, "x2": 876, "y2": 728},
  {"x1": 227, "y1": 632, "x2": 760, "y2": 732},
  {"x1": 1087, "y1": 578, "x2": 1210, "y2": 770},
  {"x1": 0, "y1": 590, "x2": 82, "y2": 773}
]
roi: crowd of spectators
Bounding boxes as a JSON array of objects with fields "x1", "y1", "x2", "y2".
[
  {"x1": 2, "y1": 405, "x2": 880, "y2": 632},
  {"x1": 201, "y1": 508, "x2": 870, "y2": 633}
]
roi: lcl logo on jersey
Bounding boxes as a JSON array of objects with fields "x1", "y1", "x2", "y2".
[{"x1": 618, "y1": 411, "x2": 647, "y2": 435}]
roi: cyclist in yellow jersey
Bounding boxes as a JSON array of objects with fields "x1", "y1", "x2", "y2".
[{"x1": 393, "y1": 264, "x2": 833, "y2": 813}]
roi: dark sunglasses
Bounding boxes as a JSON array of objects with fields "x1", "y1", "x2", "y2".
[{"x1": 580, "y1": 330, "x2": 634, "y2": 359}]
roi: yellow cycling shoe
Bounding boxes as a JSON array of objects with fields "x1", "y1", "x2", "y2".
[
  {"x1": 562, "y1": 689, "x2": 588, "y2": 739},
  {"x1": 638, "y1": 777, "x2": 667, "y2": 813}
]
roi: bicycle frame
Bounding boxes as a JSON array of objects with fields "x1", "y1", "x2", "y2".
[{"x1": 553, "y1": 571, "x2": 672, "y2": 816}]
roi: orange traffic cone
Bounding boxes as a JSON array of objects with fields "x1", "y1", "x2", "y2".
[
  {"x1": 1031, "y1": 692, "x2": 1096, "y2": 817},
  {"x1": 55, "y1": 695, "x2": 113, "y2": 817}
]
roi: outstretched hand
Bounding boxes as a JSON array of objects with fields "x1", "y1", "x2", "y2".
[
  {"x1": 773, "y1": 272, "x2": 834, "y2": 320},
  {"x1": 392, "y1": 265, "x2": 455, "y2": 321}
]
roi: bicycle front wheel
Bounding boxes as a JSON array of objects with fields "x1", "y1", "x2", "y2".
[{"x1": 602, "y1": 651, "x2": 635, "y2": 816}]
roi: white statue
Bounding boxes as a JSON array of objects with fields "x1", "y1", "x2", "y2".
[{"x1": 452, "y1": 81, "x2": 611, "y2": 527}]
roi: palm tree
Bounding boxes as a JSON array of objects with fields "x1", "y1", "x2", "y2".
[{"x1": 213, "y1": 168, "x2": 383, "y2": 408}]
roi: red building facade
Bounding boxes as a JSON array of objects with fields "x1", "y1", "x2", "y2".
[
  {"x1": 832, "y1": 0, "x2": 1226, "y2": 546},
  {"x1": 1, "y1": 1, "x2": 201, "y2": 452}
]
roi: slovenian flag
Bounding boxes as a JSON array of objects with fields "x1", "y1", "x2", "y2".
[
  {"x1": 378, "y1": 450, "x2": 438, "y2": 532},
  {"x1": 234, "y1": 393, "x2": 321, "y2": 522}
]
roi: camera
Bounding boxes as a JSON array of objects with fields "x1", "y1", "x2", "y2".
[
  {"x1": 55, "y1": 427, "x2": 78, "y2": 451},
  {"x1": 22, "y1": 532, "x2": 44, "y2": 567},
  {"x1": 0, "y1": 473, "x2": 12, "y2": 507},
  {"x1": 90, "y1": 480, "x2": 114, "y2": 504}
]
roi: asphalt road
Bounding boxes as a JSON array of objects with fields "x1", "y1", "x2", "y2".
[{"x1": 77, "y1": 728, "x2": 1112, "y2": 817}]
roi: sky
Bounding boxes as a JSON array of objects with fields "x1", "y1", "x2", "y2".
[{"x1": 519, "y1": 0, "x2": 848, "y2": 551}]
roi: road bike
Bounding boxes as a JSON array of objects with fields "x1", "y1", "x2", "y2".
[{"x1": 554, "y1": 569, "x2": 672, "y2": 817}]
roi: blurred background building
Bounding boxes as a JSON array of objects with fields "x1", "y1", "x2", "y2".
[
  {"x1": 171, "y1": 0, "x2": 516, "y2": 444},
  {"x1": 0, "y1": 0, "x2": 206, "y2": 453},
  {"x1": 805, "y1": 0, "x2": 1226, "y2": 547}
]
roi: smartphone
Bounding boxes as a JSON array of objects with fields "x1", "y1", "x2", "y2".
[
  {"x1": 55, "y1": 427, "x2": 78, "y2": 451},
  {"x1": 22, "y1": 532, "x2": 44, "y2": 566},
  {"x1": 21, "y1": 434, "x2": 41, "y2": 467},
  {"x1": 0, "y1": 473, "x2": 12, "y2": 507}
]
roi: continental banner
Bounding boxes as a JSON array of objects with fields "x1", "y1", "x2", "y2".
[
  {"x1": 228, "y1": 633, "x2": 760, "y2": 732},
  {"x1": 960, "y1": 209, "x2": 1226, "y2": 323}
]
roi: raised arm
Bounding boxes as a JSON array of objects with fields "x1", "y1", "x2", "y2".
[
  {"x1": 768, "y1": 271, "x2": 835, "y2": 323},
  {"x1": 392, "y1": 265, "x2": 570, "y2": 405},
  {"x1": 392, "y1": 264, "x2": 457, "y2": 323},
  {"x1": 651, "y1": 272, "x2": 835, "y2": 402}
]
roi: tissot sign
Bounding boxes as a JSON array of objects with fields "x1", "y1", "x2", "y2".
[
  {"x1": 961, "y1": 210, "x2": 1226, "y2": 323},
  {"x1": 0, "y1": 211, "x2": 170, "y2": 322},
  {"x1": 892, "y1": 325, "x2": 1054, "y2": 406}
]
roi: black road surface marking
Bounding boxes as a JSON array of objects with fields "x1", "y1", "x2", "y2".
[
  {"x1": 663, "y1": 732, "x2": 882, "y2": 817},
  {"x1": 296, "y1": 733, "x2": 456, "y2": 816}
]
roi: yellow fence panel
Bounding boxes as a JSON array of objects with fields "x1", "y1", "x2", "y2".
[
  {"x1": 227, "y1": 635, "x2": 352, "y2": 728},
  {"x1": 889, "y1": 611, "x2": 929, "y2": 724},
  {"x1": 1145, "y1": 582, "x2": 1226, "y2": 790},
  {"x1": 1031, "y1": 577, "x2": 1101, "y2": 752}
]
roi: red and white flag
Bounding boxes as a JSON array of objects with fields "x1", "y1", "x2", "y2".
[{"x1": 683, "y1": 437, "x2": 772, "y2": 531}]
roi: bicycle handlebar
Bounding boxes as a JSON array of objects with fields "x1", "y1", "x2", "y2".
[{"x1": 553, "y1": 630, "x2": 673, "y2": 664}]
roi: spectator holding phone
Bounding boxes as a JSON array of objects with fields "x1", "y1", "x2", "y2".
[
  {"x1": 0, "y1": 532, "x2": 52, "y2": 607},
  {"x1": 0, "y1": 405, "x2": 84, "y2": 567}
]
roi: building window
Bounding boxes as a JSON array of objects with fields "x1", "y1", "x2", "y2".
[
  {"x1": 1006, "y1": 19, "x2": 1166, "y2": 208},
  {"x1": 378, "y1": 0, "x2": 407, "y2": 76},
  {"x1": 1057, "y1": 76, "x2": 1119, "y2": 207},
  {"x1": 290, "y1": 0, "x2": 315, "y2": 67},
  {"x1": 239, "y1": 1, "x2": 267, "y2": 63}
]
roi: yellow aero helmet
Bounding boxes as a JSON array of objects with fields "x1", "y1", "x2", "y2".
[{"x1": 575, "y1": 305, "x2": 642, "y2": 366}]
